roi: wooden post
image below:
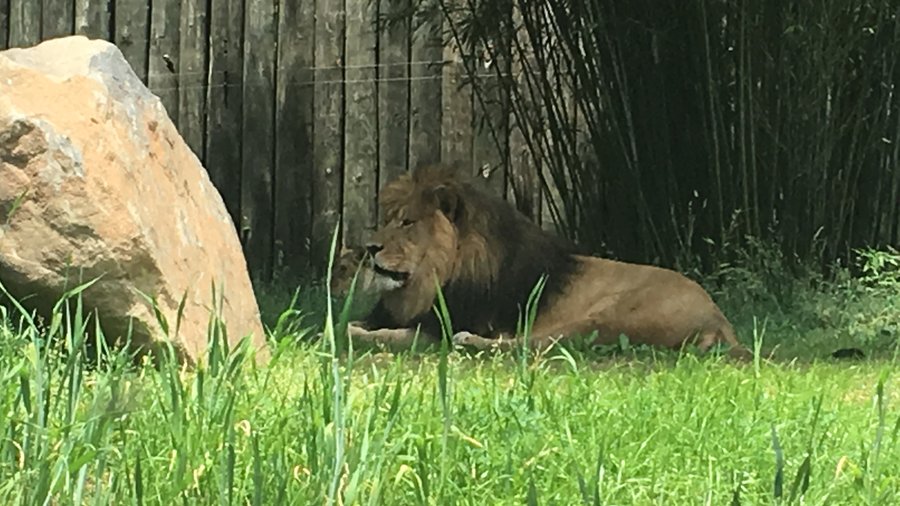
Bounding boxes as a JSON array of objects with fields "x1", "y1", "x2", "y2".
[
  {"x1": 471, "y1": 40, "x2": 507, "y2": 197},
  {"x1": 240, "y1": 0, "x2": 277, "y2": 281},
  {"x1": 0, "y1": 0, "x2": 8, "y2": 49},
  {"x1": 114, "y1": 0, "x2": 150, "y2": 82},
  {"x1": 311, "y1": 0, "x2": 346, "y2": 271},
  {"x1": 343, "y1": 0, "x2": 379, "y2": 248},
  {"x1": 407, "y1": 4, "x2": 442, "y2": 171},
  {"x1": 274, "y1": 0, "x2": 316, "y2": 274},
  {"x1": 206, "y1": 0, "x2": 244, "y2": 227},
  {"x1": 539, "y1": 9, "x2": 573, "y2": 234},
  {"x1": 41, "y1": 0, "x2": 73, "y2": 39},
  {"x1": 178, "y1": 0, "x2": 208, "y2": 157},
  {"x1": 7, "y1": 0, "x2": 40, "y2": 48},
  {"x1": 378, "y1": 0, "x2": 411, "y2": 194},
  {"x1": 149, "y1": 0, "x2": 181, "y2": 124},
  {"x1": 74, "y1": 0, "x2": 110, "y2": 40},
  {"x1": 440, "y1": 0, "x2": 473, "y2": 173},
  {"x1": 506, "y1": 3, "x2": 540, "y2": 222}
]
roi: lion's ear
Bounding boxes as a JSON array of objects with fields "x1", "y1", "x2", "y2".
[{"x1": 431, "y1": 184, "x2": 461, "y2": 223}]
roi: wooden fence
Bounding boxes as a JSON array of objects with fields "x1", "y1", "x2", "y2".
[{"x1": 0, "y1": 0, "x2": 547, "y2": 281}]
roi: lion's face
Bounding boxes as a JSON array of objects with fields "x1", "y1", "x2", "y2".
[{"x1": 365, "y1": 178, "x2": 461, "y2": 293}]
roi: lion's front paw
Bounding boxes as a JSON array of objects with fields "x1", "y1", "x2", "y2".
[
  {"x1": 452, "y1": 331, "x2": 478, "y2": 347},
  {"x1": 346, "y1": 321, "x2": 369, "y2": 337}
]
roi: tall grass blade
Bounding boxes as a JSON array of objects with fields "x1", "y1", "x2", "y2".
[
  {"x1": 322, "y1": 222, "x2": 348, "y2": 506},
  {"x1": 771, "y1": 424, "x2": 784, "y2": 501},
  {"x1": 866, "y1": 371, "x2": 890, "y2": 503},
  {"x1": 432, "y1": 279, "x2": 453, "y2": 503},
  {"x1": 251, "y1": 433, "x2": 263, "y2": 506},
  {"x1": 134, "y1": 452, "x2": 144, "y2": 506},
  {"x1": 526, "y1": 475, "x2": 539, "y2": 506}
]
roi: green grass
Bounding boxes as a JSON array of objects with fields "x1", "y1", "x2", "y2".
[{"x1": 0, "y1": 244, "x2": 898, "y2": 504}]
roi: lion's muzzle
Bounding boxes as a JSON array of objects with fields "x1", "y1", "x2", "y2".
[{"x1": 372, "y1": 262, "x2": 410, "y2": 283}]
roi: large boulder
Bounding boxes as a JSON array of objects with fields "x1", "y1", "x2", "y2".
[{"x1": 0, "y1": 36, "x2": 269, "y2": 365}]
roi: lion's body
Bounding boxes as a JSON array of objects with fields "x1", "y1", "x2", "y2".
[
  {"x1": 348, "y1": 164, "x2": 751, "y2": 359},
  {"x1": 504, "y1": 255, "x2": 744, "y2": 353}
]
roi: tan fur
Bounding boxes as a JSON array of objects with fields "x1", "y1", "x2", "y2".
[
  {"x1": 349, "y1": 164, "x2": 752, "y2": 360},
  {"x1": 453, "y1": 257, "x2": 749, "y2": 358},
  {"x1": 329, "y1": 246, "x2": 374, "y2": 296}
]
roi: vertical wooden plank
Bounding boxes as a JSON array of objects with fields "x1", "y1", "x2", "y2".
[
  {"x1": 178, "y1": 0, "x2": 208, "y2": 156},
  {"x1": 41, "y1": 0, "x2": 73, "y2": 39},
  {"x1": 471, "y1": 44, "x2": 507, "y2": 197},
  {"x1": 407, "y1": 6, "x2": 442, "y2": 171},
  {"x1": 506, "y1": 3, "x2": 540, "y2": 221},
  {"x1": 311, "y1": 0, "x2": 345, "y2": 270},
  {"x1": 240, "y1": 0, "x2": 277, "y2": 281},
  {"x1": 7, "y1": 0, "x2": 40, "y2": 48},
  {"x1": 273, "y1": 0, "x2": 315, "y2": 274},
  {"x1": 342, "y1": 0, "x2": 378, "y2": 249},
  {"x1": 377, "y1": 0, "x2": 410, "y2": 191},
  {"x1": 0, "y1": 0, "x2": 8, "y2": 49},
  {"x1": 508, "y1": 119, "x2": 539, "y2": 220},
  {"x1": 543, "y1": 61, "x2": 579, "y2": 235},
  {"x1": 114, "y1": 0, "x2": 150, "y2": 82},
  {"x1": 148, "y1": 0, "x2": 181, "y2": 123},
  {"x1": 539, "y1": 15, "x2": 572, "y2": 233},
  {"x1": 206, "y1": 0, "x2": 243, "y2": 227},
  {"x1": 74, "y1": 0, "x2": 110, "y2": 40},
  {"x1": 440, "y1": 3, "x2": 473, "y2": 171}
]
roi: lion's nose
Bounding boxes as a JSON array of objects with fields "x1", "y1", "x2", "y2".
[{"x1": 365, "y1": 242, "x2": 383, "y2": 256}]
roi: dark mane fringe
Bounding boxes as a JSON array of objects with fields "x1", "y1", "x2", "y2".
[{"x1": 402, "y1": 166, "x2": 583, "y2": 338}]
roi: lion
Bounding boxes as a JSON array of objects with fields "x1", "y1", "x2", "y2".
[{"x1": 345, "y1": 163, "x2": 753, "y2": 360}]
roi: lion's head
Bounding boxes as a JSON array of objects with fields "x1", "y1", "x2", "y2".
[
  {"x1": 366, "y1": 165, "x2": 466, "y2": 285},
  {"x1": 362, "y1": 164, "x2": 581, "y2": 333}
]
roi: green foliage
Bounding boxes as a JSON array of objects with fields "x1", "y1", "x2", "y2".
[{"x1": 695, "y1": 241, "x2": 900, "y2": 359}]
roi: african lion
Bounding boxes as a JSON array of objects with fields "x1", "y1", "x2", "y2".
[{"x1": 346, "y1": 163, "x2": 752, "y2": 360}]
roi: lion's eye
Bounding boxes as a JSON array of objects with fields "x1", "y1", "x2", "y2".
[{"x1": 400, "y1": 218, "x2": 414, "y2": 227}]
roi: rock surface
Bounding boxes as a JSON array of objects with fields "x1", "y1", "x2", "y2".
[{"x1": 0, "y1": 36, "x2": 269, "y2": 365}]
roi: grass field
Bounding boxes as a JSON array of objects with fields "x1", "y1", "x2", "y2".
[{"x1": 1, "y1": 243, "x2": 898, "y2": 505}]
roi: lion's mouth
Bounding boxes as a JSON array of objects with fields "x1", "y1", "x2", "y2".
[{"x1": 373, "y1": 264, "x2": 410, "y2": 283}]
